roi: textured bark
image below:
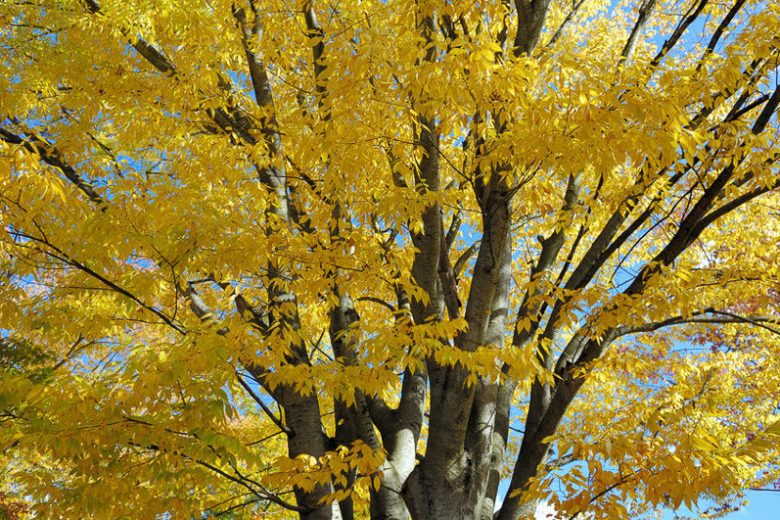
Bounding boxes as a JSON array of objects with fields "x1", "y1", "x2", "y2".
[
  {"x1": 330, "y1": 294, "x2": 372, "y2": 520},
  {"x1": 403, "y1": 152, "x2": 514, "y2": 518},
  {"x1": 464, "y1": 181, "x2": 514, "y2": 519},
  {"x1": 514, "y1": 0, "x2": 552, "y2": 56},
  {"x1": 276, "y1": 386, "x2": 340, "y2": 520}
]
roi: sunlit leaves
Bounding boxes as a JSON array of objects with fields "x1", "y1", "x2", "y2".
[{"x1": 0, "y1": 0, "x2": 778, "y2": 518}]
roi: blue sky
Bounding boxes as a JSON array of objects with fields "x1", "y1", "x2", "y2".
[
  {"x1": 662, "y1": 490, "x2": 780, "y2": 519},
  {"x1": 728, "y1": 491, "x2": 780, "y2": 519},
  {"x1": 496, "y1": 478, "x2": 780, "y2": 518}
]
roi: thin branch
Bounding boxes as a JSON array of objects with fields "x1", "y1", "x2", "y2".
[
  {"x1": 723, "y1": 92, "x2": 771, "y2": 124},
  {"x1": 234, "y1": 369, "x2": 292, "y2": 435},
  {"x1": 567, "y1": 472, "x2": 637, "y2": 520},
  {"x1": 707, "y1": 309, "x2": 780, "y2": 337},
  {"x1": 454, "y1": 241, "x2": 479, "y2": 276},
  {"x1": 620, "y1": 0, "x2": 657, "y2": 63},
  {"x1": 0, "y1": 126, "x2": 105, "y2": 207},
  {"x1": 649, "y1": 0, "x2": 708, "y2": 68},
  {"x1": 128, "y1": 441, "x2": 309, "y2": 513},
  {"x1": 211, "y1": 497, "x2": 262, "y2": 517},
  {"x1": 696, "y1": 164, "x2": 779, "y2": 231},
  {"x1": 83, "y1": 0, "x2": 175, "y2": 75},
  {"x1": 303, "y1": 0, "x2": 327, "y2": 103},
  {"x1": 614, "y1": 309, "x2": 780, "y2": 338},
  {"x1": 750, "y1": 86, "x2": 780, "y2": 134},
  {"x1": 544, "y1": 453, "x2": 575, "y2": 471},
  {"x1": 356, "y1": 296, "x2": 396, "y2": 312},
  {"x1": 544, "y1": 0, "x2": 586, "y2": 50},
  {"x1": 9, "y1": 229, "x2": 185, "y2": 334},
  {"x1": 697, "y1": 0, "x2": 748, "y2": 72}
]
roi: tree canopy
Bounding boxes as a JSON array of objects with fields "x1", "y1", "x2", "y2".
[{"x1": 1, "y1": 0, "x2": 779, "y2": 518}]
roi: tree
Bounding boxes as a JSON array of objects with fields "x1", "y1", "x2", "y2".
[{"x1": 0, "y1": 0, "x2": 779, "y2": 518}]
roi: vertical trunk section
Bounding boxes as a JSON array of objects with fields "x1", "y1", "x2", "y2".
[
  {"x1": 275, "y1": 385, "x2": 341, "y2": 520},
  {"x1": 464, "y1": 184, "x2": 514, "y2": 518},
  {"x1": 406, "y1": 165, "x2": 513, "y2": 518}
]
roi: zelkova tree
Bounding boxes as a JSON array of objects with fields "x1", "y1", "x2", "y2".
[{"x1": 1, "y1": 0, "x2": 779, "y2": 518}]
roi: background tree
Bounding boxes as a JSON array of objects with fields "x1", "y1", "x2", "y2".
[{"x1": 1, "y1": 0, "x2": 779, "y2": 518}]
